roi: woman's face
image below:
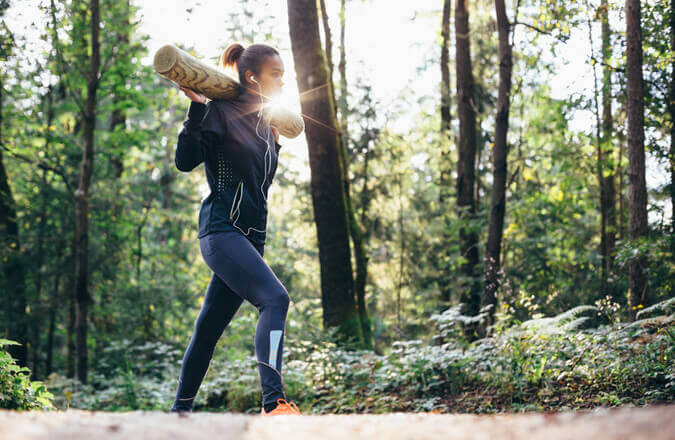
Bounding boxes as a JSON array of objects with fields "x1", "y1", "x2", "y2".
[{"x1": 246, "y1": 54, "x2": 285, "y2": 101}]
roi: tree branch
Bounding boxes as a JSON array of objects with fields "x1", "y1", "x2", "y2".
[
  {"x1": 0, "y1": 141, "x2": 74, "y2": 194},
  {"x1": 513, "y1": 20, "x2": 570, "y2": 44}
]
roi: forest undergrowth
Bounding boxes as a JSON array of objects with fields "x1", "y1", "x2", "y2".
[{"x1": 2, "y1": 298, "x2": 672, "y2": 414}]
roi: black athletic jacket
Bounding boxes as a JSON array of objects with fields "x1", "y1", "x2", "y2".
[{"x1": 175, "y1": 87, "x2": 281, "y2": 245}]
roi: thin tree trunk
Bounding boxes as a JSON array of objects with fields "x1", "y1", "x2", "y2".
[
  {"x1": 318, "y1": 0, "x2": 334, "y2": 79},
  {"x1": 100, "y1": 0, "x2": 131, "y2": 353},
  {"x1": 74, "y1": 0, "x2": 101, "y2": 383},
  {"x1": 440, "y1": 0, "x2": 453, "y2": 306},
  {"x1": 670, "y1": 0, "x2": 675, "y2": 258},
  {"x1": 440, "y1": 0, "x2": 452, "y2": 134},
  {"x1": 287, "y1": 0, "x2": 362, "y2": 346},
  {"x1": 454, "y1": 0, "x2": 481, "y2": 340},
  {"x1": 0, "y1": 60, "x2": 29, "y2": 368},
  {"x1": 474, "y1": 116, "x2": 483, "y2": 209},
  {"x1": 32, "y1": 166, "x2": 47, "y2": 378},
  {"x1": 66, "y1": 235, "x2": 76, "y2": 378},
  {"x1": 32, "y1": 85, "x2": 56, "y2": 379},
  {"x1": 396, "y1": 171, "x2": 404, "y2": 340},
  {"x1": 46, "y1": 268, "x2": 61, "y2": 376},
  {"x1": 625, "y1": 0, "x2": 649, "y2": 321},
  {"x1": 588, "y1": 0, "x2": 617, "y2": 295},
  {"x1": 354, "y1": 98, "x2": 378, "y2": 350},
  {"x1": 46, "y1": 1, "x2": 76, "y2": 377},
  {"x1": 618, "y1": 130, "x2": 625, "y2": 240},
  {"x1": 482, "y1": 0, "x2": 513, "y2": 335},
  {"x1": 137, "y1": 203, "x2": 152, "y2": 340},
  {"x1": 338, "y1": 0, "x2": 348, "y2": 134},
  {"x1": 331, "y1": 0, "x2": 373, "y2": 349},
  {"x1": 586, "y1": 2, "x2": 604, "y2": 283},
  {"x1": 600, "y1": 0, "x2": 617, "y2": 294}
]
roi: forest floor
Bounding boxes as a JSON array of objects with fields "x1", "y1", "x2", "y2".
[{"x1": 1, "y1": 403, "x2": 674, "y2": 439}]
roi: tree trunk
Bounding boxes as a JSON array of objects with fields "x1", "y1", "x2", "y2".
[
  {"x1": 66, "y1": 236, "x2": 76, "y2": 378},
  {"x1": 74, "y1": 0, "x2": 101, "y2": 383},
  {"x1": 287, "y1": 0, "x2": 362, "y2": 346},
  {"x1": 599, "y1": 0, "x2": 617, "y2": 296},
  {"x1": 482, "y1": 0, "x2": 513, "y2": 335},
  {"x1": 439, "y1": 0, "x2": 454, "y2": 306},
  {"x1": 46, "y1": 268, "x2": 61, "y2": 376},
  {"x1": 670, "y1": 0, "x2": 675, "y2": 258},
  {"x1": 440, "y1": 0, "x2": 452, "y2": 134},
  {"x1": 31, "y1": 85, "x2": 57, "y2": 379},
  {"x1": 618, "y1": 130, "x2": 626, "y2": 240},
  {"x1": 318, "y1": 0, "x2": 333, "y2": 79},
  {"x1": 331, "y1": 0, "x2": 373, "y2": 349},
  {"x1": 625, "y1": 0, "x2": 649, "y2": 321},
  {"x1": 396, "y1": 171, "x2": 405, "y2": 340},
  {"x1": 454, "y1": 0, "x2": 481, "y2": 340},
  {"x1": 474, "y1": 117, "x2": 483, "y2": 209},
  {"x1": 0, "y1": 62, "x2": 29, "y2": 368}
]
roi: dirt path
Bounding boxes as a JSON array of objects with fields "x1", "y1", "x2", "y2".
[{"x1": 1, "y1": 404, "x2": 674, "y2": 440}]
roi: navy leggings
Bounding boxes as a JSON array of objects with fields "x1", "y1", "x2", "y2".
[{"x1": 171, "y1": 231, "x2": 290, "y2": 411}]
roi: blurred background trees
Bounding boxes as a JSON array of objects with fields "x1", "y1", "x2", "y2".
[{"x1": 0, "y1": 0, "x2": 672, "y2": 413}]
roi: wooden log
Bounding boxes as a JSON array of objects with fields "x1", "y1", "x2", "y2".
[
  {"x1": 153, "y1": 44, "x2": 304, "y2": 139},
  {"x1": 261, "y1": 105, "x2": 306, "y2": 140}
]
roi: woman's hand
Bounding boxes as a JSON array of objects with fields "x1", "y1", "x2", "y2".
[
  {"x1": 270, "y1": 126, "x2": 279, "y2": 143},
  {"x1": 178, "y1": 85, "x2": 207, "y2": 104}
]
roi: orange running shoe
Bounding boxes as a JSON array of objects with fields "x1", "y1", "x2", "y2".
[{"x1": 260, "y1": 398, "x2": 302, "y2": 416}]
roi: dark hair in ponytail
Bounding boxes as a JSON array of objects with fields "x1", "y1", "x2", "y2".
[{"x1": 221, "y1": 42, "x2": 279, "y2": 88}]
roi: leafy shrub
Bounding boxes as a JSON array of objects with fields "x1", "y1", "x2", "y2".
[
  {"x1": 45, "y1": 341, "x2": 180, "y2": 411},
  {"x1": 0, "y1": 339, "x2": 55, "y2": 410},
  {"x1": 42, "y1": 300, "x2": 674, "y2": 414}
]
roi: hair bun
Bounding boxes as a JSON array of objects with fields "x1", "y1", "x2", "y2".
[
  {"x1": 220, "y1": 42, "x2": 279, "y2": 87},
  {"x1": 221, "y1": 43, "x2": 246, "y2": 69}
]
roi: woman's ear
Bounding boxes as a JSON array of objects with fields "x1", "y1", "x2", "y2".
[{"x1": 244, "y1": 69, "x2": 254, "y2": 83}]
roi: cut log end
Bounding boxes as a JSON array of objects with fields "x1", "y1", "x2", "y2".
[
  {"x1": 264, "y1": 107, "x2": 305, "y2": 138},
  {"x1": 153, "y1": 45, "x2": 179, "y2": 74}
]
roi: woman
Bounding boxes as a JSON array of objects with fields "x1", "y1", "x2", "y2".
[{"x1": 169, "y1": 42, "x2": 301, "y2": 416}]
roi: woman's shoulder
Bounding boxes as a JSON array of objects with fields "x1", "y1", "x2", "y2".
[
  {"x1": 210, "y1": 84, "x2": 246, "y2": 111},
  {"x1": 209, "y1": 97, "x2": 239, "y2": 114},
  {"x1": 203, "y1": 99, "x2": 236, "y2": 124}
]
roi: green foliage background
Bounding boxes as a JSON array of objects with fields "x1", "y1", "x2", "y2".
[{"x1": 0, "y1": 0, "x2": 672, "y2": 413}]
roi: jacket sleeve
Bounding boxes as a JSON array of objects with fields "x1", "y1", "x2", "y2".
[
  {"x1": 175, "y1": 100, "x2": 227, "y2": 172},
  {"x1": 275, "y1": 140, "x2": 282, "y2": 154}
]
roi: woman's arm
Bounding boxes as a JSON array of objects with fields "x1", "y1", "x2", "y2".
[{"x1": 175, "y1": 100, "x2": 227, "y2": 172}]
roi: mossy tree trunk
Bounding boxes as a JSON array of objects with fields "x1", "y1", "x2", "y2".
[
  {"x1": 287, "y1": 0, "x2": 363, "y2": 347},
  {"x1": 319, "y1": 0, "x2": 373, "y2": 350}
]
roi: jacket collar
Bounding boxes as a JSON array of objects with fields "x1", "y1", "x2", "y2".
[{"x1": 234, "y1": 84, "x2": 269, "y2": 117}]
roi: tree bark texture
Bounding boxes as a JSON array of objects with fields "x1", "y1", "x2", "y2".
[
  {"x1": 287, "y1": 0, "x2": 362, "y2": 345},
  {"x1": 482, "y1": 0, "x2": 513, "y2": 333},
  {"x1": 625, "y1": 0, "x2": 649, "y2": 321},
  {"x1": 454, "y1": 0, "x2": 481, "y2": 339}
]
